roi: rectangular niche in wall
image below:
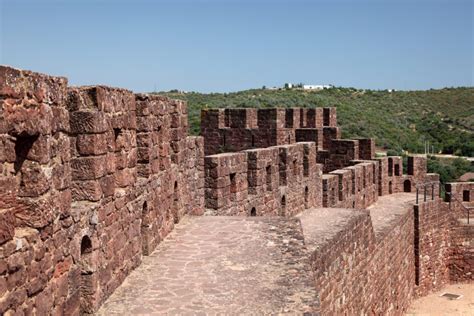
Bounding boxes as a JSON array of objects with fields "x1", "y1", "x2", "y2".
[{"x1": 463, "y1": 190, "x2": 470, "y2": 202}]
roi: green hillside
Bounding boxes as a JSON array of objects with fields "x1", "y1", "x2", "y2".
[{"x1": 158, "y1": 87, "x2": 474, "y2": 157}]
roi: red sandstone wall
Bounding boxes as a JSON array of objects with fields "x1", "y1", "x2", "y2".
[
  {"x1": 204, "y1": 142, "x2": 322, "y2": 216},
  {"x1": 311, "y1": 209, "x2": 415, "y2": 315},
  {"x1": 449, "y1": 220, "x2": 474, "y2": 281},
  {"x1": 312, "y1": 197, "x2": 455, "y2": 315},
  {"x1": 0, "y1": 67, "x2": 75, "y2": 315},
  {"x1": 201, "y1": 107, "x2": 338, "y2": 155},
  {"x1": 322, "y1": 160, "x2": 379, "y2": 209},
  {"x1": 445, "y1": 182, "x2": 474, "y2": 282},
  {"x1": 0, "y1": 66, "x2": 204, "y2": 315},
  {"x1": 377, "y1": 156, "x2": 404, "y2": 195},
  {"x1": 413, "y1": 199, "x2": 451, "y2": 296}
]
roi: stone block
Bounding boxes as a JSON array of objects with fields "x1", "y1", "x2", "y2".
[{"x1": 71, "y1": 155, "x2": 107, "y2": 180}]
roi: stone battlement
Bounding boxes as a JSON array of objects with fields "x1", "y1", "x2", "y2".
[
  {"x1": 0, "y1": 66, "x2": 204, "y2": 314},
  {"x1": 1, "y1": 66, "x2": 472, "y2": 315},
  {"x1": 201, "y1": 107, "x2": 338, "y2": 155}
]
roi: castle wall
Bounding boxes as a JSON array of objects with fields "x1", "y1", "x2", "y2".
[
  {"x1": 0, "y1": 66, "x2": 204, "y2": 315},
  {"x1": 355, "y1": 138, "x2": 375, "y2": 160},
  {"x1": 449, "y1": 219, "x2": 474, "y2": 282},
  {"x1": 201, "y1": 107, "x2": 338, "y2": 155},
  {"x1": 445, "y1": 181, "x2": 473, "y2": 217},
  {"x1": 295, "y1": 128, "x2": 323, "y2": 150},
  {"x1": 377, "y1": 156, "x2": 403, "y2": 195},
  {"x1": 324, "y1": 139, "x2": 359, "y2": 172},
  {"x1": 311, "y1": 196, "x2": 453, "y2": 315},
  {"x1": 204, "y1": 142, "x2": 322, "y2": 216},
  {"x1": 1, "y1": 66, "x2": 470, "y2": 315},
  {"x1": 310, "y1": 208, "x2": 415, "y2": 315},
  {"x1": 0, "y1": 67, "x2": 76, "y2": 315},
  {"x1": 445, "y1": 182, "x2": 474, "y2": 282},
  {"x1": 413, "y1": 198, "x2": 451, "y2": 296},
  {"x1": 322, "y1": 160, "x2": 379, "y2": 209}
]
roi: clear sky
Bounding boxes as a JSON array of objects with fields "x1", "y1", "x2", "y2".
[{"x1": 1, "y1": 0, "x2": 472, "y2": 92}]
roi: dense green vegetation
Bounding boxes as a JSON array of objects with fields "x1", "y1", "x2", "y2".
[
  {"x1": 159, "y1": 87, "x2": 474, "y2": 157},
  {"x1": 426, "y1": 156, "x2": 473, "y2": 184}
]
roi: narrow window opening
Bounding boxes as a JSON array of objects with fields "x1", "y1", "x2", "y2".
[
  {"x1": 230, "y1": 173, "x2": 237, "y2": 200},
  {"x1": 266, "y1": 166, "x2": 272, "y2": 191},
  {"x1": 463, "y1": 190, "x2": 470, "y2": 202},
  {"x1": 251, "y1": 134, "x2": 255, "y2": 147},
  {"x1": 280, "y1": 195, "x2": 286, "y2": 216},
  {"x1": 80, "y1": 235, "x2": 95, "y2": 314},
  {"x1": 373, "y1": 165, "x2": 377, "y2": 184},
  {"x1": 388, "y1": 158, "x2": 393, "y2": 176},
  {"x1": 279, "y1": 152, "x2": 287, "y2": 186},
  {"x1": 303, "y1": 156, "x2": 309, "y2": 177},
  {"x1": 114, "y1": 128, "x2": 122, "y2": 152},
  {"x1": 250, "y1": 207, "x2": 257, "y2": 216},
  {"x1": 304, "y1": 186, "x2": 309, "y2": 208},
  {"x1": 81, "y1": 236, "x2": 92, "y2": 255},
  {"x1": 389, "y1": 181, "x2": 393, "y2": 194},
  {"x1": 113, "y1": 128, "x2": 122, "y2": 140},
  {"x1": 141, "y1": 201, "x2": 149, "y2": 255},
  {"x1": 14, "y1": 134, "x2": 38, "y2": 174},
  {"x1": 351, "y1": 172, "x2": 356, "y2": 194},
  {"x1": 407, "y1": 157, "x2": 414, "y2": 175},
  {"x1": 404, "y1": 180, "x2": 411, "y2": 193},
  {"x1": 173, "y1": 181, "x2": 179, "y2": 223},
  {"x1": 395, "y1": 164, "x2": 400, "y2": 176}
]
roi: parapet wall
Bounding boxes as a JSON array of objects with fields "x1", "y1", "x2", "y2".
[
  {"x1": 2, "y1": 66, "x2": 471, "y2": 315},
  {"x1": 445, "y1": 181, "x2": 474, "y2": 282},
  {"x1": 0, "y1": 66, "x2": 204, "y2": 315},
  {"x1": 310, "y1": 208, "x2": 416, "y2": 314},
  {"x1": 304, "y1": 194, "x2": 454, "y2": 315},
  {"x1": 202, "y1": 107, "x2": 433, "y2": 216},
  {"x1": 204, "y1": 142, "x2": 322, "y2": 216},
  {"x1": 201, "y1": 107, "x2": 338, "y2": 155}
]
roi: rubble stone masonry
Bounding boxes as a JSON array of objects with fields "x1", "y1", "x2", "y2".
[
  {"x1": 1, "y1": 66, "x2": 472, "y2": 315},
  {"x1": 0, "y1": 66, "x2": 204, "y2": 315}
]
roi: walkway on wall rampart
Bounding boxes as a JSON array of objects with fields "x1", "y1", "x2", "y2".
[
  {"x1": 367, "y1": 193, "x2": 416, "y2": 238},
  {"x1": 97, "y1": 216, "x2": 318, "y2": 314},
  {"x1": 98, "y1": 193, "x2": 418, "y2": 314}
]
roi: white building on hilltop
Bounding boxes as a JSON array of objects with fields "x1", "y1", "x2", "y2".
[{"x1": 302, "y1": 84, "x2": 333, "y2": 90}]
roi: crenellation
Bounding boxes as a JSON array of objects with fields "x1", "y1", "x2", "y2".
[
  {"x1": 0, "y1": 66, "x2": 204, "y2": 315},
  {"x1": 322, "y1": 126, "x2": 341, "y2": 150},
  {"x1": 325, "y1": 139, "x2": 359, "y2": 172},
  {"x1": 1, "y1": 66, "x2": 472, "y2": 316},
  {"x1": 355, "y1": 138, "x2": 375, "y2": 160},
  {"x1": 295, "y1": 128, "x2": 324, "y2": 150}
]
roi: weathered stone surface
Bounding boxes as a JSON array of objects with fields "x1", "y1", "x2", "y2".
[
  {"x1": 0, "y1": 66, "x2": 204, "y2": 315},
  {"x1": 98, "y1": 216, "x2": 318, "y2": 314},
  {"x1": 0, "y1": 65, "x2": 471, "y2": 316}
]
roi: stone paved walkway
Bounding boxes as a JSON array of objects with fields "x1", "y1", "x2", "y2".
[
  {"x1": 98, "y1": 193, "x2": 419, "y2": 315},
  {"x1": 97, "y1": 216, "x2": 318, "y2": 315}
]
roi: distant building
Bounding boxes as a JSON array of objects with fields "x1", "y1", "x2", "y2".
[
  {"x1": 302, "y1": 84, "x2": 333, "y2": 90},
  {"x1": 284, "y1": 83, "x2": 293, "y2": 89}
]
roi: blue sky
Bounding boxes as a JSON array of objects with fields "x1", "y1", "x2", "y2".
[{"x1": 1, "y1": 0, "x2": 472, "y2": 92}]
